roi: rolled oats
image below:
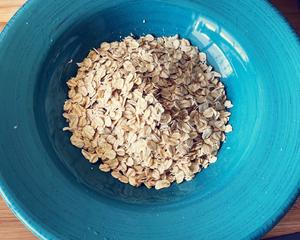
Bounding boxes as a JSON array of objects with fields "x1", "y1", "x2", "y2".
[{"x1": 63, "y1": 35, "x2": 232, "y2": 190}]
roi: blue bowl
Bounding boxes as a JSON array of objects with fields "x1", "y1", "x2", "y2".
[{"x1": 1, "y1": 0, "x2": 300, "y2": 239}]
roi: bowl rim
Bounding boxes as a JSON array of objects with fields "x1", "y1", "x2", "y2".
[
  {"x1": 0, "y1": 2, "x2": 56, "y2": 239},
  {"x1": 0, "y1": 0, "x2": 300, "y2": 239}
]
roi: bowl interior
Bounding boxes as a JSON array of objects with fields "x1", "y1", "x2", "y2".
[
  {"x1": 34, "y1": 1, "x2": 253, "y2": 205},
  {"x1": 1, "y1": 0, "x2": 300, "y2": 239}
]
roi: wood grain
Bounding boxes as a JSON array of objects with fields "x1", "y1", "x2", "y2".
[
  {"x1": 0, "y1": 0, "x2": 299, "y2": 239},
  {"x1": 0, "y1": 0, "x2": 26, "y2": 30},
  {"x1": 0, "y1": 198, "x2": 36, "y2": 240}
]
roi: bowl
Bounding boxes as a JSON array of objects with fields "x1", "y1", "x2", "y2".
[{"x1": 1, "y1": 0, "x2": 300, "y2": 239}]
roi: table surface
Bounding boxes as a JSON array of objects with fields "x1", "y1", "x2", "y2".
[{"x1": 0, "y1": 0, "x2": 300, "y2": 239}]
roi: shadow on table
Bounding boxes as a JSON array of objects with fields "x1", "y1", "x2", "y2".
[{"x1": 266, "y1": 233, "x2": 300, "y2": 240}]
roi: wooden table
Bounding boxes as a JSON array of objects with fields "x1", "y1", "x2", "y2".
[{"x1": 0, "y1": 0, "x2": 300, "y2": 239}]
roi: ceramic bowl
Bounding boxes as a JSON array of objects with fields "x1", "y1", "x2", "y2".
[{"x1": 1, "y1": 0, "x2": 300, "y2": 239}]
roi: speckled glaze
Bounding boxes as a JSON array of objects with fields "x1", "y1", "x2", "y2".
[{"x1": 0, "y1": 0, "x2": 300, "y2": 239}]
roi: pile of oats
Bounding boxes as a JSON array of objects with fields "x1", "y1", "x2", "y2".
[{"x1": 63, "y1": 34, "x2": 232, "y2": 190}]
